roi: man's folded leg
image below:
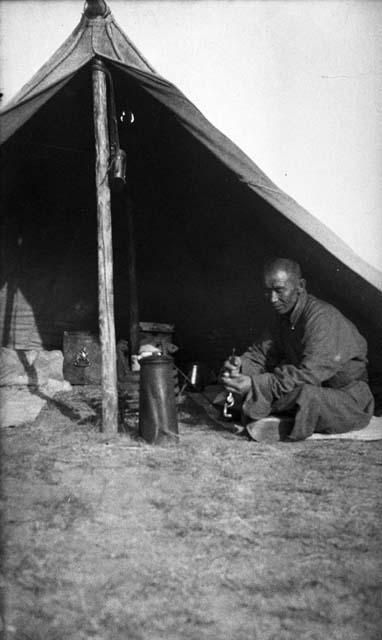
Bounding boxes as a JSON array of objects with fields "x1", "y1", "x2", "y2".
[{"x1": 244, "y1": 381, "x2": 374, "y2": 442}]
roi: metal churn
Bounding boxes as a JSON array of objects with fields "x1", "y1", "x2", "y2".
[{"x1": 139, "y1": 354, "x2": 178, "y2": 444}]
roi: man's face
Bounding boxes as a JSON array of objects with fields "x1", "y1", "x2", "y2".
[{"x1": 263, "y1": 268, "x2": 303, "y2": 315}]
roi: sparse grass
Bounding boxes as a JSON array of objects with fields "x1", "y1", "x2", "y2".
[{"x1": 1, "y1": 389, "x2": 382, "y2": 639}]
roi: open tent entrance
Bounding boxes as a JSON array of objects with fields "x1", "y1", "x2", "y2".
[
  {"x1": 1, "y1": 60, "x2": 381, "y2": 380},
  {"x1": 0, "y1": 62, "x2": 285, "y2": 367}
]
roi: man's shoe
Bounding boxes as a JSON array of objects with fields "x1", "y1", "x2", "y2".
[{"x1": 245, "y1": 416, "x2": 294, "y2": 442}]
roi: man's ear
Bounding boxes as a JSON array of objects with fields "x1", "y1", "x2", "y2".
[{"x1": 297, "y1": 278, "x2": 306, "y2": 293}]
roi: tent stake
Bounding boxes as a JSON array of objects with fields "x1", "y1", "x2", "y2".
[{"x1": 92, "y1": 57, "x2": 118, "y2": 434}]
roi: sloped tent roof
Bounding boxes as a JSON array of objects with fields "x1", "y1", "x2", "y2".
[{"x1": 1, "y1": 4, "x2": 381, "y2": 373}]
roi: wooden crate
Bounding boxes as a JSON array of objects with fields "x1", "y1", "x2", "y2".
[{"x1": 63, "y1": 322, "x2": 175, "y2": 385}]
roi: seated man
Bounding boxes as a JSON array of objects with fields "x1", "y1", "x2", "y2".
[{"x1": 221, "y1": 258, "x2": 374, "y2": 441}]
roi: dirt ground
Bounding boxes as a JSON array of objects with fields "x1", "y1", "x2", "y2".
[{"x1": 1, "y1": 388, "x2": 382, "y2": 640}]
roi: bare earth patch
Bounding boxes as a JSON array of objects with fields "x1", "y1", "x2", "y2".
[{"x1": 1, "y1": 389, "x2": 382, "y2": 639}]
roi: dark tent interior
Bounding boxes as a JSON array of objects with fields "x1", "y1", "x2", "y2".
[{"x1": 1, "y1": 61, "x2": 381, "y2": 383}]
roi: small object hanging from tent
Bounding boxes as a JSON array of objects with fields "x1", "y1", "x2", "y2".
[
  {"x1": 119, "y1": 109, "x2": 134, "y2": 125},
  {"x1": 110, "y1": 147, "x2": 127, "y2": 193},
  {"x1": 92, "y1": 57, "x2": 131, "y2": 193}
]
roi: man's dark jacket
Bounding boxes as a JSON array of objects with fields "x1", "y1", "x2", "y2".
[{"x1": 240, "y1": 290, "x2": 374, "y2": 436}]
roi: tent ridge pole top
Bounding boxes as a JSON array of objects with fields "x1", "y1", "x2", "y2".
[
  {"x1": 92, "y1": 57, "x2": 107, "y2": 73},
  {"x1": 84, "y1": 0, "x2": 109, "y2": 19}
]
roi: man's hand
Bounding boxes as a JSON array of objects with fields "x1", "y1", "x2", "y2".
[
  {"x1": 221, "y1": 355, "x2": 242, "y2": 377},
  {"x1": 220, "y1": 354, "x2": 251, "y2": 397},
  {"x1": 221, "y1": 371, "x2": 251, "y2": 396}
]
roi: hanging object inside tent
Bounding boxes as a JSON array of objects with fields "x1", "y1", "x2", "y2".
[
  {"x1": 110, "y1": 147, "x2": 127, "y2": 192},
  {"x1": 104, "y1": 63, "x2": 134, "y2": 193},
  {"x1": 91, "y1": 58, "x2": 134, "y2": 193}
]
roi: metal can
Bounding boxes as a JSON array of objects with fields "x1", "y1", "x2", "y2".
[{"x1": 139, "y1": 355, "x2": 178, "y2": 444}]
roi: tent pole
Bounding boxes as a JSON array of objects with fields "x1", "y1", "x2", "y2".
[
  {"x1": 125, "y1": 194, "x2": 140, "y2": 360},
  {"x1": 92, "y1": 57, "x2": 118, "y2": 434}
]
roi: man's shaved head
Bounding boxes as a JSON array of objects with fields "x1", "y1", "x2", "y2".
[
  {"x1": 263, "y1": 258, "x2": 306, "y2": 315},
  {"x1": 264, "y1": 258, "x2": 302, "y2": 281}
]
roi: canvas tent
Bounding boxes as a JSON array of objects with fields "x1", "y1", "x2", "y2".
[{"x1": 1, "y1": 1, "x2": 381, "y2": 382}]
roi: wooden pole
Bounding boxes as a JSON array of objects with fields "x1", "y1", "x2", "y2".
[
  {"x1": 125, "y1": 194, "x2": 140, "y2": 359},
  {"x1": 92, "y1": 58, "x2": 118, "y2": 434}
]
